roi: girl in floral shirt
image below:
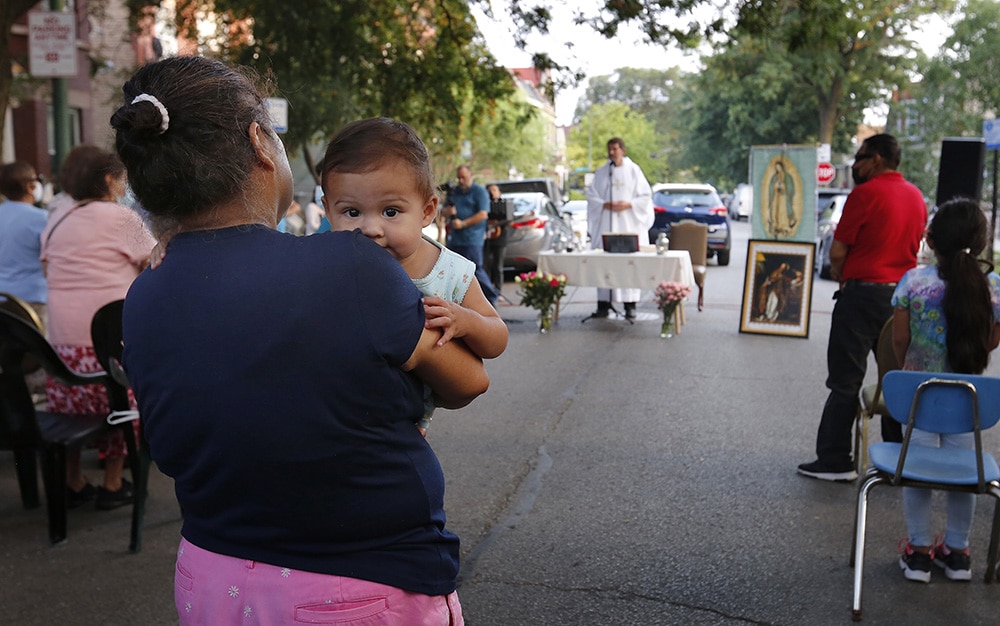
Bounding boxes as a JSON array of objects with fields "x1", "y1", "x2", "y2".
[{"x1": 891, "y1": 197, "x2": 1000, "y2": 583}]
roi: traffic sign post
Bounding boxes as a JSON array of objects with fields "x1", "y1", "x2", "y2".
[
  {"x1": 266, "y1": 98, "x2": 288, "y2": 134},
  {"x1": 27, "y1": 12, "x2": 77, "y2": 77},
  {"x1": 986, "y1": 119, "x2": 999, "y2": 258},
  {"x1": 816, "y1": 162, "x2": 836, "y2": 185}
]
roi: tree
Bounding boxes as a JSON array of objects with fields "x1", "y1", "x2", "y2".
[
  {"x1": 566, "y1": 101, "x2": 666, "y2": 182},
  {"x1": 0, "y1": 0, "x2": 42, "y2": 157},
  {"x1": 572, "y1": 67, "x2": 685, "y2": 181},
  {"x1": 500, "y1": 0, "x2": 953, "y2": 147},
  {"x1": 893, "y1": 0, "x2": 1000, "y2": 199},
  {"x1": 202, "y1": 0, "x2": 517, "y2": 181},
  {"x1": 463, "y1": 96, "x2": 554, "y2": 181},
  {"x1": 672, "y1": 35, "x2": 851, "y2": 189}
]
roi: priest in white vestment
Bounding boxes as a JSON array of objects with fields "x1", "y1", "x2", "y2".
[{"x1": 585, "y1": 137, "x2": 654, "y2": 319}]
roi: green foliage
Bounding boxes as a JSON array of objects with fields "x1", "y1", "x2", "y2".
[
  {"x1": 671, "y1": 37, "x2": 826, "y2": 189},
  {"x1": 208, "y1": 0, "x2": 516, "y2": 172},
  {"x1": 461, "y1": 98, "x2": 555, "y2": 182},
  {"x1": 892, "y1": 0, "x2": 1000, "y2": 200},
  {"x1": 566, "y1": 101, "x2": 668, "y2": 183},
  {"x1": 571, "y1": 68, "x2": 682, "y2": 181}
]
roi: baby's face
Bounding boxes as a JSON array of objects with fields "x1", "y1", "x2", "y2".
[{"x1": 322, "y1": 160, "x2": 436, "y2": 264}]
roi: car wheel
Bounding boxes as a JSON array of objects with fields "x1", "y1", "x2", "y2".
[
  {"x1": 717, "y1": 249, "x2": 731, "y2": 266},
  {"x1": 820, "y1": 264, "x2": 832, "y2": 279}
]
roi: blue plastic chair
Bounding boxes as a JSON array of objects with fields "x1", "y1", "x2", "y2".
[{"x1": 850, "y1": 370, "x2": 1000, "y2": 620}]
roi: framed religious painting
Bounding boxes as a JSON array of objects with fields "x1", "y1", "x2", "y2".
[{"x1": 739, "y1": 239, "x2": 815, "y2": 338}]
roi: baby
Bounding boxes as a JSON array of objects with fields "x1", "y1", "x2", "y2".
[{"x1": 320, "y1": 118, "x2": 508, "y2": 433}]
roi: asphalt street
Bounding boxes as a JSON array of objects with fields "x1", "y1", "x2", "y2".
[{"x1": 2, "y1": 219, "x2": 999, "y2": 625}]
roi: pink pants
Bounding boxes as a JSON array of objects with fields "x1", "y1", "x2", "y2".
[{"x1": 174, "y1": 538, "x2": 464, "y2": 625}]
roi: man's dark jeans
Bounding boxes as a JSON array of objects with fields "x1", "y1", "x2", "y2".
[
  {"x1": 815, "y1": 282, "x2": 896, "y2": 466},
  {"x1": 448, "y1": 243, "x2": 499, "y2": 305}
]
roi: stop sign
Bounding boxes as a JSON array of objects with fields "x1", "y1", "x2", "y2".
[{"x1": 817, "y1": 162, "x2": 836, "y2": 184}]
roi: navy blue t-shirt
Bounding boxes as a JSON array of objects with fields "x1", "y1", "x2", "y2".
[{"x1": 122, "y1": 226, "x2": 460, "y2": 595}]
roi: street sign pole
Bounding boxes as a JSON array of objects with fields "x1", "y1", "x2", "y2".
[
  {"x1": 985, "y1": 119, "x2": 999, "y2": 259},
  {"x1": 49, "y1": 0, "x2": 70, "y2": 174}
]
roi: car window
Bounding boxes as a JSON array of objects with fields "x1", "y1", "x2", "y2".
[
  {"x1": 510, "y1": 197, "x2": 535, "y2": 217},
  {"x1": 542, "y1": 200, "x2": 559, "y2": 218},
  {"x1": 654, "y1": 190, "x2": 719, "y2": 208}
]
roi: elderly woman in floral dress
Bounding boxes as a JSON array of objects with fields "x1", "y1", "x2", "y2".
[{"x1": 40, "y1": 145, "x2": 155, "y2": 510}]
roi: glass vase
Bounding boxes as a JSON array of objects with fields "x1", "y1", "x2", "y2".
[
  {"x1": 539, "y1": 309, "x2": 553, "y2": 333},
  {"x1": 660, "y1": 307, "x2": 676, "y2": 339}
]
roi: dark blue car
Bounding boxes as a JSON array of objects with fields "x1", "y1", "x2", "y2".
[{"x1": 647, "y1": 183, "x2": 732, "y2": 266}]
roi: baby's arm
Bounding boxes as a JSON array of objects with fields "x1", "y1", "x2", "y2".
[{"x1": 422, "y1": 279, "x2": 508, "y2": 359}]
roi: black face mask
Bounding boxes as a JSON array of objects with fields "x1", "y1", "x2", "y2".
[{"x1": 852, "y1": 168, "x2": 868, "y2": 186}]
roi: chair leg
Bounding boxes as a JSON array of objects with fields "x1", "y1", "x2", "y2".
[
  {"x1": 854, "y1": 410, "x2": 869, "y2": 476},
  {"x1": 985, "y1": 487, "x2": 1000, "y2": 584},
  {"x1": 121, "y1": 422, "x2": 148, "y2": 553},
  {"x1": 14, "y1": 447, "x2": 40, "y2": 509},
  {"x1": 41, "y1": 445, "x2": 69, "y2": 545},
  {"x1": 851, "y1": 473, "x2": 884, "y2": 621},
  {"x1": 697, "y1": 285, "x2": 704, "y2": 311}
]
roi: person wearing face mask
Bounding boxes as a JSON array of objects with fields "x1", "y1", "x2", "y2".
[
  {"x1": 798, "y1": 133, "x2": 927, "y2": 482},
  {"x1": 0, "y1": 161, "x2": 48, "y2": 322},
  {"x1": 40, "y1": 144, "x2": 156, "y2": 510}
]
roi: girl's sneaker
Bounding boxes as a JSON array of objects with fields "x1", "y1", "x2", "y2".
[
  {"x1": 932, "y1": 539, "x2": 972, "y2": 581},
  {"x1": 898, "y1": 539, "x2": 932, "y2": 583}
]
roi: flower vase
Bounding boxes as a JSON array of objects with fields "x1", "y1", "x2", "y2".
[
  {"x1": 660, "y1": 307, "x2": 676, "y2": 339},
  {"x1": 539, "y1": 309, "x2": 553, "y2": 334}
]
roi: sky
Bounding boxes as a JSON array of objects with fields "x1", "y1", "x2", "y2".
[
  {"x1": 472, "y1": 2, "x2": 954, "y2": 127},
  {"x1": 471, "y1": 2, "x2": 707, "y2": 126}
]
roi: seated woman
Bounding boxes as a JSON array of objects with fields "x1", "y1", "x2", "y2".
[
  {"x1": 40, "y1": 145, "x2": 156, "y2": 510},
  {"x1": 111, "y1": 56, "x2": 488, "y2": 624}
]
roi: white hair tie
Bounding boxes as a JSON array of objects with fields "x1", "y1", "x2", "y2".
[{"x1": 131, "y1": 93, "x2": 170, "y2": 134}]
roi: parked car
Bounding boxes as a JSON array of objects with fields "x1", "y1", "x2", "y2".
[
  {"x1": 648, "y1": 183, "x2": 732, "y2": 266},
  {"x1": 815, "y1": 192, "x2": 849, "y2": 279},
  {"x1": 489, "y1": 178, "x2": 564, "y2": 209},
  {"x1": 502, "y1": 192, "x2": 578, "y2": 273},
  {"x1": 817, "y1": 191, "x2": 933, "y2": 279},
  {"x1": 728, "y1": 183, "x2": 753, "y2": 221},
  {"x1": 560, "y1": 199, "x2": 590, "y2": 247}
]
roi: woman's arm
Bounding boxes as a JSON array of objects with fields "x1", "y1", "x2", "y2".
[
  {"x1": 891, "y1": 307, "x2": 911, "y2": 367},
  {"x1": 401, "y1": 327, "x2": 489, "y2": 409},
  {"x1": 422, "y1": 279, "x2": 508, "y2": 358}
]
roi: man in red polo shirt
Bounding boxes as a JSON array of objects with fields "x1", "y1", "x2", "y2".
[{"x1": 799, "y1": 134, "x2": 927, "y2": 482}]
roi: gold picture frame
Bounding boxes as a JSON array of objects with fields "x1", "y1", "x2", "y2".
[{"x1": 739, "y1": 239, "x2": 815, "y2": 338}]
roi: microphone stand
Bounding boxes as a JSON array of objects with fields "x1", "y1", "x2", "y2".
[{"x1": 584, "y1": 160, "x2": 627, "y2": 323}]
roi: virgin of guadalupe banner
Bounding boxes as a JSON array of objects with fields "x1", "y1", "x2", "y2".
[{"x1": 749, "y1": 146, "x2": 817, "y2": 243}]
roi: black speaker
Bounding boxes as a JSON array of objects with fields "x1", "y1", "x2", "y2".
[{"x1": 935, "y1": 137, "x2": 986, "y2": 207}]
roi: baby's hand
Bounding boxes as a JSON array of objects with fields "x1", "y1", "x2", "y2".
[
  {"x1": 148, "y1": 226, "x2": 179, "y2": 269},
  {"x1": 422, "y1": 296, "x2": 463, "y2": 346},
  {"x1": 148, "y1": 239, "x2": 168, "y2": 269}
]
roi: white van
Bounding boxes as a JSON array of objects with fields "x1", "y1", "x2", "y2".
[{"x1": 728, "y1": 183, "x2": 753, "y2": 221}]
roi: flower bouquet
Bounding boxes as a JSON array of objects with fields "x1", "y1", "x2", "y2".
[
  {"x1": 654, "y1": 281, "x2": 692, "y2": 338},
  {"x1": 515, "y1": 271, "x2": 568, "y2": 333}
]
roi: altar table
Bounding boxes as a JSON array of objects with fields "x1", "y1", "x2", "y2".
[{"x1": 537, "y1": 249, "x2": 695, "y2": 290}]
